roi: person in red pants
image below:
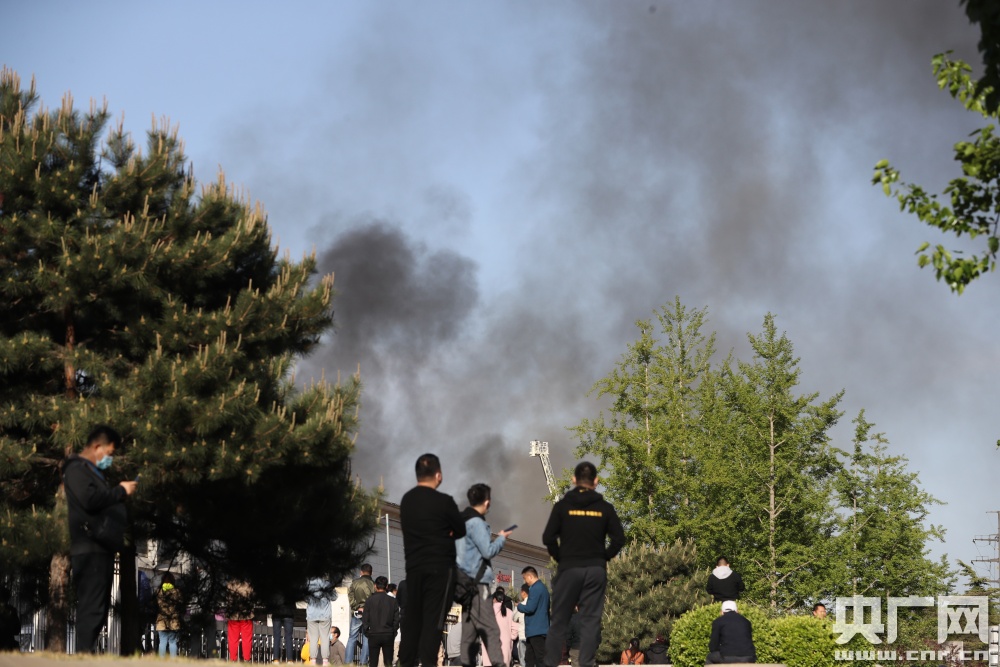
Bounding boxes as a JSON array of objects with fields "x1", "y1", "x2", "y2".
[{"x1": 226, "y1": 579, "x2": 255, "y2": 661}]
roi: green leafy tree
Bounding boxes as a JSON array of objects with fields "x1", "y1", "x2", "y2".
[
  {"x1": 719, "y1": 314, "x2": 843, "y2": 609},
  {"x1": 825, "y1": 410, "x2": 951, "y2": 600},
  {"x1": 869, "y1": 1, "x2": 1000, "y2": 293},
  {"x1": 597, "y1": 540, "x2": 711, "y2": 662},
  {"x1": 0, "y1": 68, "x2": 379, "y2": 650},
  {"x1": 961, "y1": 0, "x2": 1000, "y2": 115},
  {"x1": 873, "y1": 52, "x2": 1000, "y2": 293},
  {"x1": 571, "y1": 301, "x2": 951, "y2": 616},
  {"x1": 571, "y1": 298, "x2": 724, "y2": 546}
]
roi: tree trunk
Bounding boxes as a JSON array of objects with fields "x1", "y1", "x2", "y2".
[
  {"x1": 46, "y1": 305, "x2": 78, "y2": 652},
  {"x1": 768, "y1": 414, "x2": 778, "y2": 610},
  {"x1": 45, "y1": 552, "x2": 71, "y2": 653}
]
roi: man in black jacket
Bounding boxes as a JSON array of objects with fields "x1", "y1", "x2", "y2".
[
  {"x1": 362, "y1": 576, "x2": 400, "y2": 667},
  {"x1": 706, "y1": 557, "x2": 745, "y2": 602},
  {"x1": 643, "y1": 634, "x2": 669, "y2": 664},
  {"x1": 541, "y1": 461, "x2": 625, "y2": 667},
  {"x1": 398, "y1": 453, "x2": 467, "y2": 667},
  {"x1": 706, "y1": 601, "x2": 756, "y2": 664},
  {"x1": 63, "y1": 425, "x2": 137, "y2": 653}
]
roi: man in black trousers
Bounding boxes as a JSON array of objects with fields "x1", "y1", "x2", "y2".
[
  {"x1": 541, "y1": 461, "x2": 625, "y2": 667},
  {"x1": 398, "y1": 454, "x2": 467, "y2": 667},
  {"x1": 363, "y1": 576, "x2": 400, "y2": 667},
  {"x1": 63, "y1": 425, "x2": 137, "y2": 653}
]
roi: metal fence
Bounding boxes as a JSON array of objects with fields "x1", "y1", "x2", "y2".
[{"x1": 6, "y1": 559, "x2": 312, "y2": 661}]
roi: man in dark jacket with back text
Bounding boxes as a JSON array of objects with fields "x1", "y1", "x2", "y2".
[
  {"x1": 541, "y1": 461, "x2": 625, "y2": 667},
  {"x1": 64, "y1": 425, "x2": 137, "y2": 653}
]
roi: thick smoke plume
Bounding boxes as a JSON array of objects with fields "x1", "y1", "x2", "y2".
[{"x1": 282, "y1": 1, "x2": 1000, "y2": 556}]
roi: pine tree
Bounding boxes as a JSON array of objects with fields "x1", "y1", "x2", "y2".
[
  {"x1": 719, "y1": 313, "x2": 843, "y2": 609},
  {"x1": 598, "y1": 540, "x2": 710, "y2": 663},
  {"x1": 0, "y1": 68, "x2": 378, "y2": 650},
  {"x1": 572, "y1": 298, "x2": 723, "y2": 546}
]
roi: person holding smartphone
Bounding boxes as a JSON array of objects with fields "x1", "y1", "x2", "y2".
[
  {"x1": 63, "y1": 425, "x2": 138, "y2": 653},
  {"x1": 455, "y1": 483, "x2": 514, "y2": 667}
]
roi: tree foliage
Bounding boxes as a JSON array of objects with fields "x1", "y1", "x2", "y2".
[
  {"x1": 572, "y1": 298, "x2": 951, "y2": 612},
  {"x1": 869, "y1": 3, "x2": 1000, "y2": 292},
  {"x1": 571, "y1": 298, "x2": 724, "y2": 546},
  {"x1": 825, "y1": 410, "x2": 951, "y2": 600},
  {"x1": 0, "y1": 68, "x2": 379, "y2": 644},
  {"x1": 716, "y1": 314, "x2": 843, "y2": 609},
  {"x1": 873, "y1": 51, "x2": 1000, "y2": 293},
  {"x1": 961, "y1": 0, "x2": 1000, "y2": 114}
]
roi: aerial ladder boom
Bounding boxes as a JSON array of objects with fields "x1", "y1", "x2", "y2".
[{"x1": 529, "y1": 440, "x2": 558, "y2": 501}]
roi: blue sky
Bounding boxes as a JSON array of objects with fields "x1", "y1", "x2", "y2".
[{"x1": 7, "y1": 1, "x2": 1000, "y2": 584}]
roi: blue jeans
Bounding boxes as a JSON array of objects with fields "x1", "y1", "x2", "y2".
[
  {"x1": 273, "y1": 616, "x2": 295, "y2": 662},
  {"x1": 345, "y1": 612, "x2": 368, "y2": 664},
  {"x1": 158, "y1": 630, "x2": 178, "y2": 657}
]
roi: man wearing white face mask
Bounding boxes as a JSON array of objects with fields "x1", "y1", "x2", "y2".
[{"x1": 63, "y1": 424, "x2": 138, "y2": 653}]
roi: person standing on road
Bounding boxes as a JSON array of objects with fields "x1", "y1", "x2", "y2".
[
  {"x1": 455, "y1": 483, "x2": 513, "y2": 667},
  {"x1": 397, "y1": 454, "x2": 467, "y2": 667},
  {"x1": 347, "y1": 565, "x2": 376, "y2": 665},
  {"x1": 516, "y1": 568, "x2": 549, "y2": 667},
  {"x1": 362, "y1": 576, "x2": 399, "y2": 667},
  {"x1": 155, "y1": 573, "x2": 183, "y2": 658},
  {"x1": 541, "y1": 461, "x2": 625, "y2": 667},
  {"x1": 63, "y1": 425, "x2": 138, "y2": 653},
  {"x1": 306, "y1": 577, "x2": 335, "y2": 666}
]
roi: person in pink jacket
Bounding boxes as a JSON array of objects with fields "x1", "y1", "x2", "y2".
[{"x1": 484, "y1": 587, "x2": 517, "y2": 667}]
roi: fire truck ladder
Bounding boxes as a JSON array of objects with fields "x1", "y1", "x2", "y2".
[{"x1": 529, "y1": 440, "x2": 558, "y2": 501}]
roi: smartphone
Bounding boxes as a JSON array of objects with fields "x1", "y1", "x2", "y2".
[
  {"x1": 504, "y1": 524, "x2": 518, "y2": 532},
  {"x1": 134, "y1": 474, "x2": 141, "y2": 482}
]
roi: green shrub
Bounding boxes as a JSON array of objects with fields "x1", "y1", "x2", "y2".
[
  {"x1": 597, "y1": 540, "x2": 710, "y2": 663},
  {"x1": 773, "y1": 615, "x2": 836, "y2": 667},
  {"x1": 669, "y1": 602, "x2": 779, "y2": 667}
]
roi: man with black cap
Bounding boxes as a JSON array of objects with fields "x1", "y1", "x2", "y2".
[
  {"x1": 706, "y1": 601, "x2": 756, "y2": 664},
  {"x1": 541, "y1": 461, "x2": 625, "y2": 667}
]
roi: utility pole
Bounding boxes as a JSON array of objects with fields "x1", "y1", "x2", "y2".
[
  {"x1": 972, "y1": 510, "x2": 1000, "y2": 587},
  {"x1": 529, "y1": 440, "x2": 558, "y2": 501}
]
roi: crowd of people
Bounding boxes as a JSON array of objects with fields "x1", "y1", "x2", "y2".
[
  {"x1": 61, "y1": 425, "x2": 768, "y2": 665},
  {"x1": 396, "y1": 454, "x2": 627, "y2": 667}
]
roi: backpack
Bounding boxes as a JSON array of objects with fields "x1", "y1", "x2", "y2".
[{"x1": 453, "y1": 560, "x2": 488, "y2": 607}]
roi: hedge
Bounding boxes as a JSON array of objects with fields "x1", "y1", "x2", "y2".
[
  {"x1": 668, "y1": 602, "x2": 780, "y2": 667},
  {"x1": 772, "y1": 615, "x2": 836, "y2": 667},
  {"x1": 668, "y1": 603, "x2": 885, "y2": 667}
]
